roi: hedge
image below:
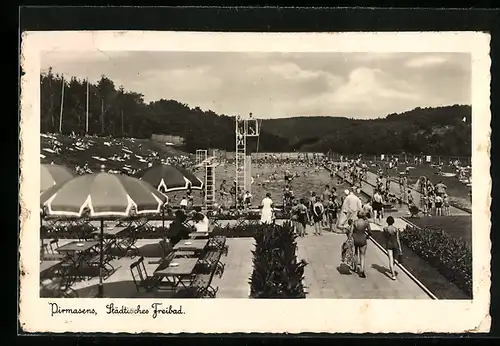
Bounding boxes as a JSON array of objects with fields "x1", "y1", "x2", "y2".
[
  {"x1": 41, "y1": 220, "x2": 288, "y2": 239},
  {"x1": 249, "y1": 222, "x2": 307, "y2": 298},
  {"x1": 400, "y1": 225, "x2": 472, "y2": 297}
]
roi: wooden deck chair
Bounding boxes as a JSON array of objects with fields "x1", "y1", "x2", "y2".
[
  {"x1": 88, "y1": 242, "x2": 116, "y2": 278},
  {"x1": 199, "y1": 249, "x2": 225, "y2": 277},
  {"x1": 147, "y1": 239, "x2": 174, "y2": 265},
  {"x1": 189, "y1": 270, "x2": 219, "y2": 298},
  {"x1": 129, "y1": 256, "x2": 162, "y2": 293},
  {"x1": 208, "y1": 236, "x2": 229, "y2": 256},
  {"x1": 116, "y1": 228, "x2": 140, "y2": 258}
]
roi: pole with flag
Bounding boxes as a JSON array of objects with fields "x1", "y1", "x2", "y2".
[
  {"x1": 86, "y1": 78, "x2": 89, "y2": 134},
  {"x1": 58, "y1": 74, "x2": 65, "y2": 133}
]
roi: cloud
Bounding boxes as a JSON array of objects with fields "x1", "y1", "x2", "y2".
[
  {"x1": 405, "y1": 55, "x2": 448, "y2": 68},
  {"x1": 40, "y1": 51, "x2": 471, "y2": 119}
]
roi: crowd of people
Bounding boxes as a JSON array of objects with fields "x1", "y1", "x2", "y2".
[{"x1": 416, "y1": 177, "x2": 450, "y2": 216}]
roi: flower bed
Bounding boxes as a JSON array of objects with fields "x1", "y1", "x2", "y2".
[
  {"x1": 249, "y1": 222, "x2": 307, "y2": 298},
  {"x1": 400, "y1": 225, "x2": 472, "y2": 297}
]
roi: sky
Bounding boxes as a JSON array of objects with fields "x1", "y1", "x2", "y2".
[{"x1": 41, "y1": 51, "x2": 471, "y2": 119}]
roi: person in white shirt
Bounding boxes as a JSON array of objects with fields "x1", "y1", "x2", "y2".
[
  {"x1": 190, "y1": 208, "x2": 210, "y2": 233},
  {"x1": 179, "y1": 196, "x2": 188, "y2": 210},
  {"x1": 260, "y1": 192, "x2": 274, "y2": 224},
  {"x1": 341, "y1": 189, "x2": 363, "y2": 224},
  {"x1": 243, "y1": 190, "x2": 252, "y2": 211}
]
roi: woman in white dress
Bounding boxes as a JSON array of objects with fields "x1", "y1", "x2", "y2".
[{"x1": 260, "y1": 192, "x2": 274, "y2": 224}]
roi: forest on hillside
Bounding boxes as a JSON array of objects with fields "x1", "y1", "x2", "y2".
[
  {"x1": 40, "y1": 70, "x2": 471, "y2": 156},
  {"x1": 263, "y1": 105, "x2": 472, "y2": 156},
  {"x1": 40, "y1": 69, "x2": 288, "y2": 153}
]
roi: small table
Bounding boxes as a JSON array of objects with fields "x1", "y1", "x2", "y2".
[
  {"x1": 55, "y1": 241, "x2": 99, "y2": 277},
  {"x1": 173, "y1": 239, "x2": 208, "y2": 252},
  {"x1": 56, "y1": 240, "x2": 99, "y2": 253},
  {"x1": 154, "y1": 258, "x2": 198, "y2": 289}
]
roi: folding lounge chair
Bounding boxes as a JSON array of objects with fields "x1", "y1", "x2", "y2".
[
  {"x1": 188, "y1": 270, "x2": 219, "y2": 298},
  {"x1": 116, "y1": 229, "x2": 140, "y2": 258},
  {"x1": 130, "y1": 256, "x2": 171, "y2": 293},
  {"x1": 208, "y1": 236, "x2": 229, "y2": 256},
  {"x1": 199, "y1": 248, "x2": 225, "y2": 277},
  {"x1": 88, "y1": 243, "x2": 116, "y2": 278}
]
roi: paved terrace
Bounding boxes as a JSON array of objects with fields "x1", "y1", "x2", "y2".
[
  {"x1": 43, "y1": 238, "x2": 254, "y2": 299},
  {"x1": 41, "y1": 228, "x2": 429, "y2": 299}
]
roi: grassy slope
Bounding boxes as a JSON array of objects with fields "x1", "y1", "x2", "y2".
[{"x1": 40, "y1": 134, "x2": 189, "y2": 173}]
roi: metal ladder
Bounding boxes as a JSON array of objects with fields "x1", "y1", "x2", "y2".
[
  {"x1": 204, "y1": 163, "x2": 215, "y2": 211},
  {"x1": 235, "y1": 132, "x2": 246, "y2": 197}
]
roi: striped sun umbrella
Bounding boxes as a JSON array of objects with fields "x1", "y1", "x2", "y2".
[
  {"x1": 40, "y1": 163, "x2": 74, "y2": 193},
  {"x1": 137, "y1": 164, "x2": 203, "y2": 193},
  {"x1": 40, "y1": 171, "x2": 167, "y2": 218},
  {"x1": 40, "y1": 168, "x2": 167, "y2": 298}
]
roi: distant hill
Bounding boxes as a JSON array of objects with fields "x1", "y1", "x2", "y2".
[{"x1": 261, "y1": 105, "x2": 471, "y2": 156}]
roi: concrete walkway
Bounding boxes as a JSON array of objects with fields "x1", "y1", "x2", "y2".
[
  {"x1": 296, "y1": 230, "x2": 430, "y2": 299},
  {"x1": 212, "y1": 238, "x2": 254, "y2": 298}
]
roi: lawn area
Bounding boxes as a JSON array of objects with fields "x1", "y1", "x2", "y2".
[
  {"x1": 365, "y1": 161, "x2": 471, "y2": 211},
  {"x1": 403, "y1": 215, "x2": 472, "y2": 250}
]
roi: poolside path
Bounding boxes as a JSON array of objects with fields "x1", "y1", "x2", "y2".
[{"x1": 296, "y1": 227, "x2": 431, "y2": 299}]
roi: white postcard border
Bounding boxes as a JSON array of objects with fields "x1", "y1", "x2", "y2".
[{"x1": 20, "y1": 31, "x2": 491, "y2": 333}]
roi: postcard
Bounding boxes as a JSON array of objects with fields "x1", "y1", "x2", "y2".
[{"x1": 20, "y1": 31, "x2": 491, "y2": 333}]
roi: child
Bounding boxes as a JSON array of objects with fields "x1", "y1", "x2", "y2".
[
  {"x1": 421, "y1": 193, "x2": 429, "y2": 215},
  {"x1": 325, "y1": 197, "x2": 337, "y2": 232},
  {"x1": 443, "y1": 194, "x2": 450, "y2": 216},
  {"x1": 363, "y1": 202, "x2": 373, "y2": 222},
  {"x1": 243, "y1": 190, "x2": 252, "y2": 211},
  {"x1": 186, "y1": 189, "x2": 194, "y2": 209},
  {"x1": 407, "y1": 190, "x2": 414, "y2": 207},
  {"x1": 435, "y1": 194, "x2": 443, "y2": 216},
  {"x1": 428, "y1": 193, "x2": 435, "y2": 216},
  {"x1": 312, "y1": 197, "x2": 325, "y2": 236}
]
